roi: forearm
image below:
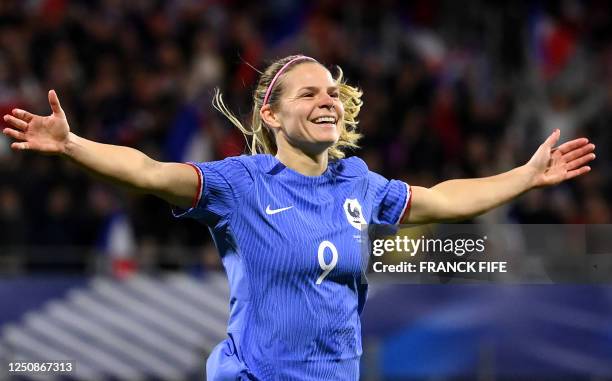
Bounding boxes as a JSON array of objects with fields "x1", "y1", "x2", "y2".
[
  {"x1": 61, "y1": 132, "x2": 160, "y2": 193},
  {"x1": 432, "y1": 165, "x2": 536, "y2": 220}
]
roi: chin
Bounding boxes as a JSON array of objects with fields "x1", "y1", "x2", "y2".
[
  {"x1": 304, "y1": 137, "x2": 338, "y2": 155},
  {"x1": 318, "y1": 136, "x2": 339, "y2": 148},
  {"x1": 319, "y1": 130, "x2": 340, "y2": 143}
]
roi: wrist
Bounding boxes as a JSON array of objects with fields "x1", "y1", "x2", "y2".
[
  {"x1": 519, "y1": 164, "x2": 540, "y2": 190},
  {"x1": 61, "y1": 132, "x2": 79, "y2": 158}
]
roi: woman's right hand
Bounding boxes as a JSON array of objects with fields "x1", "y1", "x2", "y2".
[{"x1": 2, "y1": 90, "x2": 71, "y2": 155}]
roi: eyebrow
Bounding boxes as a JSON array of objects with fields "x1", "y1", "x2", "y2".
[{"x1": 296, "y1": 86, "x2": 339, "y2": 92}]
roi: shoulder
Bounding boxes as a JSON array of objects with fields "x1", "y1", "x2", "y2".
[
  {"x1": 329, "y1": 156, "x2": 401, "y2": 188},
  {"x1": 330, "y1": 156, "x2": 369, "y2": 179},
  {"x1": 198, "y1": 154, "x2": 275, "y2": 177},
  {"x1": 228, "y1": 154, "x2": 276, "y2": 172}
]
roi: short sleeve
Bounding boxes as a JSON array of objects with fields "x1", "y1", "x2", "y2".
[
  {"x1": 368, "y1": 171, "x2": 411, "y2": 225},
  {"x1": 171, "y1": 157, "x2": 255, "y2": 226}
]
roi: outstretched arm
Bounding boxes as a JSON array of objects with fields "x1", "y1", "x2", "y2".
[
  {"x1": 404, "y1": 129, "x2": 595, "y2": 224},
  {"x1": 2, "y1": 90, "x2": 199, "y2": 208}
]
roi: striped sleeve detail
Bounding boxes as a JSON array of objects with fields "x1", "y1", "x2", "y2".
[
  {"x1": 186, "y1": 162, "x2": 203, "y2": 209},
  {"x1": 396, "y1": 183, "x2": 412, "y2": 225}
]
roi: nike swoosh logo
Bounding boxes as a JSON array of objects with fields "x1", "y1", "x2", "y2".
[{"x1": 266, "y1": 205, "x2": 294, "y2": 215}]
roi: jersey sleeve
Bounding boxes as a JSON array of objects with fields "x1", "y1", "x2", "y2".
[
  {"x1": 171, "y1": 157, "x2": 255, "y2": 227},
  {"x1": 367, "y1": 171, "x2": 411, "y2": 225}
]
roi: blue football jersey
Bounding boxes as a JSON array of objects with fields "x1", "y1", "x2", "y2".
[{"x1": 173, "y1": 154, "x2": 410, "y2": 381}]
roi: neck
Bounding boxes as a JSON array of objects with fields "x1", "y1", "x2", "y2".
[{"x1": 275, "y1": 145, "x2": 329, "y2": 176}]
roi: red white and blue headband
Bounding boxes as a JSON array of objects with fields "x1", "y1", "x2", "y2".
[{"x1": 263, "y1": 55, "x2": 317, "y2": 105}]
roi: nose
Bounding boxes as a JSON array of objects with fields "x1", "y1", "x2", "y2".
[{"x1": 318, "y1": 93, "x2": 335, "y2": 109}]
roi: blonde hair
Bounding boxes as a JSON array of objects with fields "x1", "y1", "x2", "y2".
[{"x1": 212, "y1": 55, "x2": 363, "y2": 160}]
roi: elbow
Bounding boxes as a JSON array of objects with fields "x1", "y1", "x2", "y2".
[
  {"x1": 428, "y1": 197, "x2": 474, "y2": 223},
  {"x1": 137, "y1": 158, "x2": 164, "y2": 193},
  {"x1": 437, "y1": 199, "x2": 479, "y2": 222}
]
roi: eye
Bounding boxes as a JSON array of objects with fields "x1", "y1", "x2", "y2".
[
  {"x1": 300, "y1": 92, "x2": 314, "y2": 98},
  {"x1": 330, "y1": 92, "x2": 340, "y2": 98}
]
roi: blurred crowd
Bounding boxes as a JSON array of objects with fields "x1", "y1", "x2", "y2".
[{"x1": 0, "y1": 0, "x2": 611, "y2": 274}]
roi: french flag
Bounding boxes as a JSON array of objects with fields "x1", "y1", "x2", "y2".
[
  {"x1": 164, "y1": 104, "x2": 213, "y2": 163},
  {"x1": 528, "y1": 5, "x2": 577, "y2": 79},
  {"x1": 97, "y1": 211, "x2": 137, "y2": 279}
]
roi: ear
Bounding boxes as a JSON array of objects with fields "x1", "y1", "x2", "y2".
[{"x1": 260, "y1": 104, "x2": 282, "y2": 130}]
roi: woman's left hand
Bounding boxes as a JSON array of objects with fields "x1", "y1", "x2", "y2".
[{"x1": 526, "y1": 129, "x2": 596, "y2": 188}]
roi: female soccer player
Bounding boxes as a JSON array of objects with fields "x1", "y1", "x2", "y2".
[{"x1": 2, "y1": 55, "x2": 595, "y2": 380}]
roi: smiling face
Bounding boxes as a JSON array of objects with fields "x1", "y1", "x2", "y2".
[{"x1": 261, "y1": 62, "x2": 345, "y2": 157}]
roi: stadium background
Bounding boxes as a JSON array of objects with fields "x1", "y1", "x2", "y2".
[{"x1": 0, "y1": 0, "x2": 611, "y2": 379}]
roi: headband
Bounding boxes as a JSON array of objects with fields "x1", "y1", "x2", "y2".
[{"x1": 263, "y1": 55, "x2": 317, "y2": 105}]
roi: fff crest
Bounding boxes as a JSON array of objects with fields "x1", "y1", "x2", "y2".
[{"x1": 343, "y1": 198, "x2": 366, "y2": 230}]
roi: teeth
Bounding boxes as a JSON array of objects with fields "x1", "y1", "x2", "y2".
[{"x1": 313, "y1": 116, "x2": 336, "y2": 124}]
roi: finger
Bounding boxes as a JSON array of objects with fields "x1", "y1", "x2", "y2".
[
  {"x1": 544, "y1": 129, "x2": 561, "y2": 148},
  {"x1": 48, "y1": 89, "x2": 65, "y2": 117},
  {"x1": 10, "y1": 142, "x2": 29, "y2": 150},
  {"x1": 556, "y1": 137, "x2": 590, "y2": 155},
  {"x1": 3, "y1": 114, "x2": 28, "y2": 130},
  {"x1": 2, "y1": 127, "x2": 27, "y2": 141},
  {"x1": 12, "y1": 108, "x2": 34, "y2": 122},
  {"x1": 562, "y1": 143, "x2": 595, "y2": 162},
  {"x1": 566, "y1": 166, "x2": 591, "y2": 180},
  {"x1": 566, "y1": 153, "x2": 596, "y2": 171}
]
